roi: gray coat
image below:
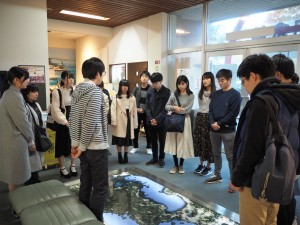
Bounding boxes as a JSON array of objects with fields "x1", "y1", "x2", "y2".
[{"x1": 0, "y1": 85, "x2": 34, "y2": 184}]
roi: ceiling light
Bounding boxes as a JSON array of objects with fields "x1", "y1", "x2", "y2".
[
  {"x1": 176, "y1": 29, "x2": 190, "y2": 34},
  {"x1": 60, "y1": 10, "x2": 110, "y2": 21}
]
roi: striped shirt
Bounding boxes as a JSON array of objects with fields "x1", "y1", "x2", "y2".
[{"x1": 69, "y1": 79, "x2": 109, "y2": 152}]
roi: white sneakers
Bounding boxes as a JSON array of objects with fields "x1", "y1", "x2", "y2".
[
  {"x1": 129, "y1": 148, "x2": 139, "y2": 154},
  {"x1": 129, "y1": 148, "x2": 152, "y2": 154},
  {"x1": 146, "y1": 148, "x2": 152, "y2": 155}
]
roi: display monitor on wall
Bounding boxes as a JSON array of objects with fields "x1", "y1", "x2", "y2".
[{"x1": 0, "y1": 71, "x2": 7, "y2": 98}]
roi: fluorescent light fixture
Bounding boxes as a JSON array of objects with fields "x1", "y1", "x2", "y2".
[
  {"x1": 176, "y1": 29, "x2": 190, "y2": 34},
  {"x1": 60, "y1": 10, "x2": 110, "y2": 21}
]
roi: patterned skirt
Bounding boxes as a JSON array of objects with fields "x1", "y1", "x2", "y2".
[{"x1": 193, "y1": 112, "x2": 214, "y2": 163}]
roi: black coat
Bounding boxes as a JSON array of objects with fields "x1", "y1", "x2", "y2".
[{"x1": 145, "y1": 85, "x2": 170, "y2": 127}]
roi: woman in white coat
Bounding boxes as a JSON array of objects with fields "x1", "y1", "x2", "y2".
[
  {"x1": 22, "y1": 84, "x2": 44, "y2": 185},
  {"x1": 0, "y1": 67, "x2": 35, "y2": 192},
  {"x1": 111, "y1": 79, "x2": 138, "y2": 164}
]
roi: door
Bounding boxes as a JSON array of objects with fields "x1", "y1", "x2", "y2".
[{"x1": 127, "y1": 61, "x2": 148, "y2": 91}]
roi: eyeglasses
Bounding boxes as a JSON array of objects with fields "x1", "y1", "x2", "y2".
[{"x1": 241, "y1": 78, "x2": 246, "y2": 86}]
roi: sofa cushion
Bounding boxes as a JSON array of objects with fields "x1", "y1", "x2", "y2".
[
  {"x1": 9, "y1": 180, "x2": 74, "y2": 214},
  {"x1": 20, "y1": 196, "x2": 98, "y2": 225}
]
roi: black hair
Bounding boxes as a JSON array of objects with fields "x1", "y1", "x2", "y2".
[
  {"x1": 140, "y1": 70, "x2": 150, "y2": 78},
  {"x1": 237, "y1": 54, "x2": 275, "y2": 80},
  {"x1": 216, "y1": 69, "x2": 232, "y2": 80},
  {"x1": 21, "y1": 83, "x2": 39, "y2": 101},
  {"x1": 292, "y1": 73, "x2": 299, "y2": 84},
  {"x1": 199, "y1": 72, "x2": 216, "y2": 100},
  {"x1": 175, "y1": 75, "x2": 193, "y2": 95},
  {"x1": 272, "y1": 54, "x2": 295, "y2": 80},
  {"x1": 82, "y1": 57, "x2": 105, "y2": 79},
  {"x1": 3, "y1": 66, "x2": 29, "y2": 92},
  {"x1": 117, "y1": 79, "x2": 131, "y2": 98},
  {"x1": 150, "y1": 72, "x2": 163, "y2": 83},
  {"x1": 60, "y1": 71, "x2": 69, "y2": 86},
  {"x1": 98, "y1": 81, "x2": 104, "y2": 89}
]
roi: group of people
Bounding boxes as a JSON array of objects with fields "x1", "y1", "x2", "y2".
[{"x1": 0, "y1": 53, "x2": 299, "y2": 225}]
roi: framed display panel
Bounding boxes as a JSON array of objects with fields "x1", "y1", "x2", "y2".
[
  {"x1": 18, "y1": 65, "x2": 47, "y2": 110},
  {"x1": 109, "y1": 63, "x2": 126, "y2": 92}
]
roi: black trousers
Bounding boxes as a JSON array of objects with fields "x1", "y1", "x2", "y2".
[
  {"x1": 79, "y1": 149, "x2": 108, "y2": 221},
  {"x1": 277, "y1": 195, "x2": 296, "y2": 225},
  {"x1": 133, "y1": 113, "x2": 151, "y2": 148},
  {"x1": 149, "y1": 125, "x2": 166, "y2": 160}
]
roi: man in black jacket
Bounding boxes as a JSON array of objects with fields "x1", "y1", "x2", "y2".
[
  {"x1": 230, "y1": 54, "x2": 300, "y2": 225},
  {"x1": 145, "y1": 72, "x2": 170, "y2": 167}
]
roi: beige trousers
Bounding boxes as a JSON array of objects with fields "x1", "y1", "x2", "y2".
[{"x1": 239, "y1": 187, "x2": 279, "y2": 225}]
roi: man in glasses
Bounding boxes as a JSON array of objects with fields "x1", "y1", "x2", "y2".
[{"x1": 230, "y1": 54, "x2": 300, "y2": 225}]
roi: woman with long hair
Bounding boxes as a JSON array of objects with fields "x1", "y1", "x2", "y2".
[
  {"x1": 0, "y1": 67, "x2": 35, "y2": 192},
  {"x1": 165, "y1": 75, "x2": 195, "y2": 174},
  {"x1": 111, "y1": 79, "x2": 138, "y2": 164},
  {"x1": 193, "y1": 72, "x2": 216, "y2": 176},
  {"x1": 51, "y1": 71, "x2": 77, "y2": 178}
]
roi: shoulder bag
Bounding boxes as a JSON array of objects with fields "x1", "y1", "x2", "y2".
[
  {"x1": 165, "y1": 93, "x2": 185, "y2": 133},
  {"x1": 30, "y1": 108, "x2": 53, "y2": 152}
]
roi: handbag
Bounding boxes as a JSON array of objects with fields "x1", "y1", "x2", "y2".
[
  {"x1": 34, "y1": 125, "x2": 53, "y2": 152},
  {"x1": 165, "y1": 93, "x2": 185, "y2": 133},
  {"x1": 30, "y1": 109, "x2": 53, "y2": 152}
]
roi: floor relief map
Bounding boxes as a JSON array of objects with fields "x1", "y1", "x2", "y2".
[{"x1": 68, "y1": 169, "x2": 238, "y2": 225}]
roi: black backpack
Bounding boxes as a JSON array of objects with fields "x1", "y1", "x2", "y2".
[{"x1": 251, "y1": 94, "x2": 298, "y2": 205}]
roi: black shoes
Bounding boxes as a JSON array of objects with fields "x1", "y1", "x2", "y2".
[
  {"x1": 146, "y1": 158, "x2": 158, "y2": 165},
  {"x1": 70, "y1": 165, "x2": 78, "y2": 177},
  {"x1": 123, "y1": 152, "x2": 128, "y2": 164},
  {"x1": 118, "y1": 152, "x2": 129, "y2": 164},
  {"x1": 159, "y1": 159, "x2": 165, "y2": 167},
  {"x1": 146, "y1": 158, "x2": 165, "y2": 167},
  {"x1": 60, "y1": 168, "x2": 71, "y2": 178},
  {"x1": 118, "y1": 152, "x2": 124, "y2": 164}
]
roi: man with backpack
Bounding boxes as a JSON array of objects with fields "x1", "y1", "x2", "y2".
[
  {"x1": 230, "y1": 54, "x2": 300, "y2": 225},
  {"x1": 272, "y1": 53, "x2": 298, "y2": 225}
]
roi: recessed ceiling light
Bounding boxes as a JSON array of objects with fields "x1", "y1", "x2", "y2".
[
  {"x1": 176, "y1": 29, "x2": 190, "y2": 34},
  {"x1": 60, "y1": 10, "x2": 110, "y2": 21}
]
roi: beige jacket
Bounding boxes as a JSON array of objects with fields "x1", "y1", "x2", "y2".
[{"x1": 111, "y1": 95, "x2": 138, "y2": 139}]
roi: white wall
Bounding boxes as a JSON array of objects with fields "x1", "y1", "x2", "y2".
[
  {"x1": 48, "y1": 38, "x2": 76, "y2": 49},
  {"x1": 0, "y1": 0, "x2": 49, "y2": 106},
  {"x1": 76, "y1": 36, "x2": 110, "y2": 83},
  {"x1": 108, "y1": 13, "x2": 169, "y2": 85}
]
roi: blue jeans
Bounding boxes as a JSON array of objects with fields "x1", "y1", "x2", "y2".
[
  {"x1": 210, "y1": 131, "x2": 235, "y2": 178},
  {"x1": 79, "y1": 149, "x2": 108, "y2": 221}
]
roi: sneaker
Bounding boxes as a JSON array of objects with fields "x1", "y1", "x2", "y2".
[
  {"x1": 146, "y1": 148, "x2": 152, "y2": 155},
  {"x1": 200, "y1": 167, "x2": 212, "y2": 176},
  {"x1": 179, "y1": 166, "x2": 185, "y2": 174},
  {"x1": 159, "y1": 159, "x2": 165, "y2": 167},
  {"x1": 146, "y1": 158, "x2": 158, "y2": 165},
  {"x1": 169, "y1": 166, "x2": 179, "y2": 174},
  {"x1": 129, "y1": 148, "x2": 139, "y2": 154},
  {"x1": 194, "y1": 165, "x2": 205, "y2": 174},
  {"x1": 205, "y1": 175, "x2": 222, "y2": 184}
]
